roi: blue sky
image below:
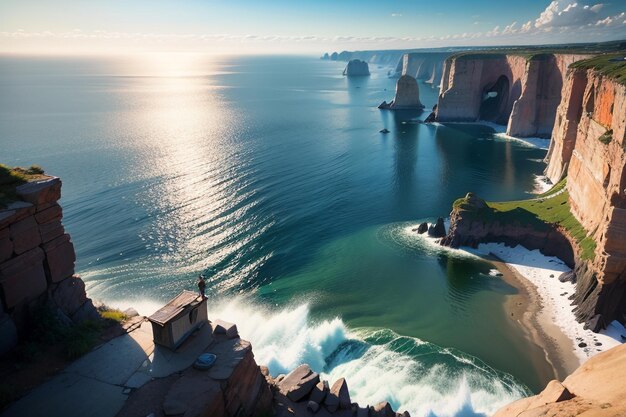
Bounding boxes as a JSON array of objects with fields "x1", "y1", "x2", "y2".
[{"x1": 1, "y1": 0, "x2": 625, "y2": 54}]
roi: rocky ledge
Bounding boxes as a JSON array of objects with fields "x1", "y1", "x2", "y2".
[
  {"x1": 0, "y1": 174, "x2": 99, "y2": 355},
  {"x1": 493, "y1": 342, "x2": 626, "y2": 416},
  {"x1": 378, "y1": 75, "x2": 424, "y2": 110}
]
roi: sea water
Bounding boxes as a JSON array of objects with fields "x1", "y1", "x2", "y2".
[{"x1": 1, "y1": 54, "x2": 551, "y2": 416}]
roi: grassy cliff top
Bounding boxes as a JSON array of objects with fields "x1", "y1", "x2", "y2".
[
  {"x1": 0, "y1": 164, "x2": 47, "y2": 208},
  {"x1": 570, "y1": 53, "x2": 626, "y2": 86},
  {"x1": 454, "y1": 179, "x2": 596, "y2": 260}
]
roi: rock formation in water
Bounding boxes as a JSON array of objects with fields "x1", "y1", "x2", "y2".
[
  {"x1": 434, "y1": 53, "x2": 591, "y2": 137},
  {"x1": 321, "y1": 53, "x2": 330, "y2": 60},
  {"x1": 494, "y1": 342, "x2": 626, "y2": 416},
  {"x1": 441, "y1": 55, "x2": 626, "y2": 331},
  {"x1": 0, "y1": 172, "x2": 99, "y2": 355},
  {"x1": 343, "y1": 59, "x2": 370, "y2": 76},
  {"x1": 378, "y1": 75, "x2": 424, "y2": 110}
]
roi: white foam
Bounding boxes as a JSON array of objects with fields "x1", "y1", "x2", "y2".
[
  {"x1": 431, "y1": 121, "x2": 551, "y2": 150},
  {"x1": 467, "y1": 243, "x2": 624, "y2": 364},
  {"x1": 532, "y1": 175, "x2": 553, "y2": 195}
]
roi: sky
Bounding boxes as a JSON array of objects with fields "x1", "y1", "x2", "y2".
[{"x1": 1, "y1": 0, "x2": 625, "y2": 55}]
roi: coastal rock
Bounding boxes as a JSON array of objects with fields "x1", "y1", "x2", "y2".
[
  {"x1": 42, "y1": 233, "x2": 76, "y2": 283},
  {"x1": 0, "y1": 247, "x2": 47, "y2": 309},
  {"x1": 15, "y1": 177, "x2": 61, "y2": 206},
  {"x1": 343, "y1": 59, "x2": 370, "y2": 76},
  {"x1": 309, "y1": 380, "x2": 328, "y2": 404},
  {"x1": 494, "y1": 343, "x2": 626, "y2": 416},
  {"x1": 49, "y1": 275, "x2": 89, "y2": 317},
  {"x1": 380, "y1": 128, "x2": 390, "y2": 134},
  {"x1": 9, "y1": 216, "x2": 41, "y2": 255},
  {"x1": 278, "y1": 364, "x2": 320, "y2": 402},
  {"x1": 213, "y1": 319, "x2": 239, "y2": 339},
  {"x1": 558, "y1": 271, "x2": 575, "y2": 283},
  {"x1": 417, "y1": 222, "x2": 428, "y2": 234},
  {"x1": 390, "y1": 75, "x2": 424, "y2": 110},
  {"x1": 427, "y1": 217, "x2": 446, "y2": 238},
  {"x1": 71, "y1": 299, "x2": 100, "y2": 324},
  {"x1": 435, "y1": 53, "x2": 591, "y2": 137},
  {"x1": 371, "y1": 401, "x2": 395, "y2": 417},
  {"x1": 378, "y1": 101, "x2": 391, "y2": 109},
  {"x1": 326, "y1": 378, "x2": 351, "y2": 410},
  {"x1": 0, "y1": 313, "x2": 17, "y2": 356},
  {"x1": 0, "y1": 228, "x2": 12, "y2": 263}
]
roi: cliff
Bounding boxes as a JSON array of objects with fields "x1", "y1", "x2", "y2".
[
  {"x1": 435, "y1": 53, "x2": 591, "y2": 137},
  {"x1": 393, "y1": 52, "x2": 452, "y2": 86},
  {"x1": 0, "y1": 166, "x2": 99, "y2": 355},
  {"x1": 343, "y1": 59, "x2": 370, "y2": 76},
  {"x1": 542, "y1": 54, "x2": 626, "y2": 331},
  {"x1": 494, "y1": 342, "x2": 626, "y2": 416}
]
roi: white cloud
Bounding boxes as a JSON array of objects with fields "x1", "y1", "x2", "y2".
[
  {"x1": 391, "y1": 13, "x2": 402, "y2": 17},
  {"x1": 535, "y1": 1, "x2": 604, "y2": 28}
]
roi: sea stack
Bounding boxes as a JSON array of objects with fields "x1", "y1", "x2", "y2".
[
  {"x1": 343, "y1": 59, "x2": 370, "y2": 76},
  {"x1": 379, "y1": 75, "x2": 424, "y2": 110}
]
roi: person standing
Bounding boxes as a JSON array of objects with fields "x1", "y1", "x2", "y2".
[{"x1": 197, "y1": 274, "x2": 207, "y2": 299}]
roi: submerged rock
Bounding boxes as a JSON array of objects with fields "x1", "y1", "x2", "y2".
[{"x1": 380, "y1": 128, "x2": 390, "y2": 134}]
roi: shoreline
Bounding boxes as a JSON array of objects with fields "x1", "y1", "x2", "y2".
[
  {"x1": 485, "y1": 256, "x2": 579, "y2": 380},
  {"x1": 467, "y1": 243, "x2": 624, "y2": 367}
]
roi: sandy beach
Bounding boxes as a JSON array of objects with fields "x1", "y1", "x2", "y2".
[{"x1": 469, "y1": 243, "x2": 625, "y2": 371}]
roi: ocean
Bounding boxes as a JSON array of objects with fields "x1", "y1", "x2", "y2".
[{"x1": 1, "y1": 54, "x2": 552, "y2": 416}]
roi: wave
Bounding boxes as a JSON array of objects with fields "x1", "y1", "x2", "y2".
[{"x1": 205, "y1": 298, "x2": 529, "y2": 417}]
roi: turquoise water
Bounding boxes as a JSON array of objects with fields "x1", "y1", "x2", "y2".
[{"x1": 1, "y1": 54, "x2": 550, "y2": 416}]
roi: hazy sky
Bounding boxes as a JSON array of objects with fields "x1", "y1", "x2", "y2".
[{"x1": 1, "y1": 0, "x2": 625, "y2": 54}]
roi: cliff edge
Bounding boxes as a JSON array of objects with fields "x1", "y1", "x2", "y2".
[{"x1": 494, "y1": 342, "x2": 626, "y2": 416}]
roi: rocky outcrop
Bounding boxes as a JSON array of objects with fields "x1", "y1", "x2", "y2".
[
  {"x1": 435, "y1": 53, "x2": 591, "y2": 136},
  {"x1": 440, "y1": 193, "x2": 577, "y2": 267},
  {"x1": 378, "y1": 75, "x2": 424, "y2": 110},
  {"x1": 0, "y1": 175, "x2": 99, "y2": 355},
  {"x1": 343, "y1": 59, "x2": 370, "y2": 76},
  {"x1": 271, "y1": 365, "x2": 410, "y2": 416},
  {"x1": 543, "y1": 61, "x2": 626, "y2": 329},
  {"x1": 494, "y1": 343, "x2": 626, "y2": 416}
]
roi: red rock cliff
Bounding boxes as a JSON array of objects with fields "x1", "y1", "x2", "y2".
[{"x1": 435, "y1": 53, "x2": 591, "y2": 137}]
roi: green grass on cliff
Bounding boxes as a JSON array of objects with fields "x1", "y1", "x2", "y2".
[
  {"x1": 0, "y1": 164, "x2": 46, "y2": 207},
  {"x1": 454, "y1": 179, "x2": 597, "y2": 260},
  {"x1": 570, "y1": 53, "x2": 626, "y2": 86}
]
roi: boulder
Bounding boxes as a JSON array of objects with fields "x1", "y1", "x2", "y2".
[
  {"x1": 343, "y1": 59, "x2": 370, "y2": 76},
  {"x1": 309, "y1": 380, "x2": 329, "y2": 404},
  {"x1": 9, "y1": 215, "x2": 41, "y2": 254},
  {"x1": 371, "y1": 401, "x2": 395, "y2": 417},
  {"x1": 213, "y1": 319, "x2": 239, "y2": 339},
  {"x1": 428, "y1": 217, "x2": 447, "y2": 238},
  {"x1": 15, "y1": 177, "x2": 61, "y2": 206},
  {"x1": 424, "y1": 111, "x2": 436, "y2": 123},
  {"x1": 123, "y1": 307, "x2": 139, "y2": 318},
  {"x1": 42, "y1": 234, "x2": 76, "y2": 283},
  {"x1": 330, "y1": 378, "x2": 351, "y2": 409},
  {"x1": 417, "y1": 222, "x2": 428, "y2": 234},
  {"x1": 378, "y1": 101, "x2": 392, "y2": 110},
  {"x1": 0, "y1": 247, "x2": 47, "y2": 308},
  {"x1": 279, "y1": 364, "x2": 320, "y2": 402},
  {"x1": 463, "y1": 193, "x2": 487, "y2": 209},
  {"x1": 558, "y1": 271, "x2": 575, "y2": 283},
  {"x1": 380, "y1": 128, "x2": 390, "y2": 134},
  {"x1": 306, "y1": 400, "x2": 320, "y2": 413}
]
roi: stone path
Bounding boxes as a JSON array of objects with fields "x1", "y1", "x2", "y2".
[{"x1": 1, "y1": 319, "x2": 214, "y2": 417}]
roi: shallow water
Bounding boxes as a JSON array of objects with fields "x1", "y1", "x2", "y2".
[{"x1": 1, "y1": 54, "x2": 551, "y2": 415}]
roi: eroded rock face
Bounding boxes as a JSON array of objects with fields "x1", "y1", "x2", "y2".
[
  {"x1": 544, "y1": 66, "x2": 626, "y2": 327},
  {"x1": 343, "y1": 59, "x2": 370, "y2": 76},
  {"x1": 0, "y1": 175, "x2": 99, "y2": 353},
  {"x1": 494, "y1": 343, "x2": 626, "y2": 416},
  {"x1": 435, "y1": 53, "x2": 591, "y2": 136}
]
